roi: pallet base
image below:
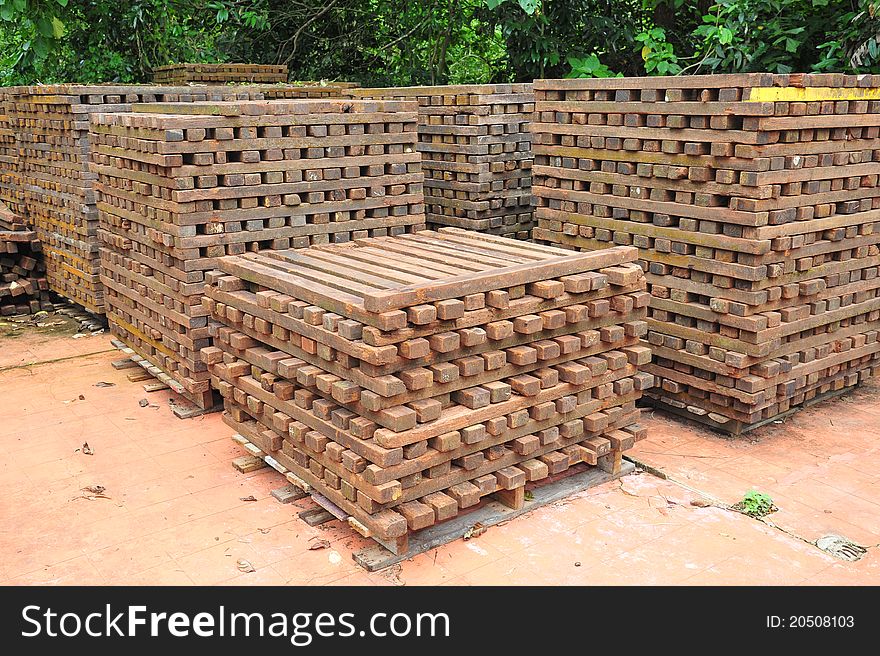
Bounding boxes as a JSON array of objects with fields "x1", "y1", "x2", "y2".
[
  {"x1": 229, "y1": 432, "x2": 634, "y2": 571},
  {"x1": 641, "y1": 384, "x2": 861, "y2": 436},
  {"x1": 353, "y1": 460, "x2": 634, "y2": 571},
  {"x1": 111, "y1": 339, "x2": 222, "y2": 417}
]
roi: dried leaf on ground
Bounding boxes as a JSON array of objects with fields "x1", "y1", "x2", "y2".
[
  {"x1": 463, "y1": 523, "x2": 487, "y2": 540},
  {"x1": 308, "y1": 539, "x2": 331, "y2": 550},
  {"x1": 81, "y1": 442, "x2": 94, "y2": 455},
  {"x1": 71, "y1": 485, "x2": 110, "y2": 501},
  {"x1": 236, "y1": 559, "x2": 256, "y2": 573},
  {"x1": 240, "y1": 495, "x2": 257, "y2": 502},
  {"x1": 93, "y1": 382, "x2": 115, "y2": 388}
]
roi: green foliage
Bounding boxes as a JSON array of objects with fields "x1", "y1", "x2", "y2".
[
  {"x1": 736, "y1": 490, "x2": 775, "y2": 518},
  {"x1": 692, "y1": 0, "x2": 855, "y2": 74},
  {"x1": 567, "y1": 53, "x2": 620, "y2": 78},
  {"x1": 447, "y1": 22, "x2": 509, "y2": 83},
  {"x1": 354, "y1": 1, "x2": 510, "y2": 85},
  {"x1": 482, "y1": 0, "x2": 649, "y2": 79},
  {"x1": 1, "y1": 0, "x2": 879, "y2": 85},
  {"x1": 635, "y1": 26, "x2": 681, "y2": 74},
  {"x1": 1, "y1": 0, "x2": 228, "y2": 84},
  {"x1": 485, "y1": 0, "x2": 539, "y2": 11},
  {"x1": 814, "y1": 2, "x2": 880, "y2": 72}
]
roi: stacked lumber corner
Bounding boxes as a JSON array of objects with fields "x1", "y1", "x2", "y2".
[
  {"x1": 0, "y1": 202, "x2": 52, "y2": 316},
  {"x1": 350, "y1": 84, "x2": 534, "y2": 238},
  {"x1": 152, "y1": 63, "x2": 289, "y2": 85},
  {"x1": 0, "y1": 87, "x2": 26, "y2": 219},
  {"x1": 531, "y1": 72, "x2": 880, "y2": 434},
  {"x1": 10, "y1": 84, "x2": 269, "y2": 315},
  {"x1": 91, "y1": 97, "x2": 426, "y2": 410},
  {"x1": 259, "y1": 82, "x2": 361, "y2": 99},
  {"x1": 201, "y1": 228, "x2": 651, "y2": 553}
]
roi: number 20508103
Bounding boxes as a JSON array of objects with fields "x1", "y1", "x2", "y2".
[{"x1": 767, "y1": 616, "x2": 854, "y2": 628}]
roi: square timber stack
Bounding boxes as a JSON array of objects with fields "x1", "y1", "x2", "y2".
[
  {"x1": 531, "y1": 73, "x2": 880, "y2": 434},
  {"x1": 201, "y1": 229, "x2": 651, "y2": 553},
  {"x1": 1, "y1": 202, "x2": 51, "y2": 316},
  {"x1": 350, "y1": 85, "x2": 535, "y2": 238},
  {"x1": 0, "y1": 88, "x2": 26, "y2": 219},
  {"x1": 260, "y1": 83, "x2": 361, "y2": 100},
  {"x1": 152, "y1": 63, "x2": 289, "y2": 85},
  {"x1": 10, "y1": 84, "x2": 270, "y2": 314},
  {"x1": 90, "y1": 98, "x2": 425, "y2": 409}
]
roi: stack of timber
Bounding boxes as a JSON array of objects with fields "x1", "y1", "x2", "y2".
[
  {"x1": 350, "y1": 85, "x2": 535, "y2": 237},
  {"x1": 260, "y1": 83, "x2": 361, "y2": 100},
  {"x1": 0, "y1": 202, "x2": 51, "y2": 315},
  {"x1": 91, "y1": 98, "x2": 426, "y2": 409},
  {"x1": 202, "y1": 228, "x2": 651, "y2": 553},
  {"x1": 0, "y1": 87, "x2": 26, "y2": 219},
  {"x1": 531, "y1": 73, "x2": 880, "y2": 433},
  {"x1": 152, "y1": 63, "x2": 289, "y2": 84},
  {"x1": 10, "y1": 84, "x2": 271, "y2": 314}
]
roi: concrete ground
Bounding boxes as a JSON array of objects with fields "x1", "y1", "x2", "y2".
[{"x1": 1, "y1": 324, "x2": 878, "y2": 586}]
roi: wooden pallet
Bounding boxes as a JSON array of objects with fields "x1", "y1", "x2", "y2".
[
  {"x1": 231, "y1": 431, "x2": 633, "y2": 570},
  {"x1": 205, "y1": 228, "x2": 651, "y2": 551},
  {"x1": 531, "y1": 73, "x2": 880, "y2": 425}
]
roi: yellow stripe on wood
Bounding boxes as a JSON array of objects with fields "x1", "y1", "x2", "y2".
[
  {"x1": 747, "y1": 86, "x2": 880, "y2": 102},
  {"x1": 110, "y1": 314, "x2": 178, "y2": 360}
]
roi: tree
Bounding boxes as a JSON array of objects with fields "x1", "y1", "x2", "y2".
[{"x1": 1, "y1": 0, "x2": 879, "y2": 84}]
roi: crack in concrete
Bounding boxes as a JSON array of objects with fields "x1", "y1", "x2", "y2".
[
  {"x1": 623, "y1": 455, "x2": 870, "y2": 559},
  {"x1": 0, "y1": 348, "x2": 115, "y2": 373}
]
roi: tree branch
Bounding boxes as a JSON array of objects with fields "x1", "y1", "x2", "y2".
[{"x1": 279, "y1": 0, "x2": 340, "y2": 66}]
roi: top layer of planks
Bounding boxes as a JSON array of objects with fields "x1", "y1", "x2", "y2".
[
  {"x1": 532, "y1": 72, "x2": 880, "y2": 91},
  {"x1": 152, "y1": 63, "x2": 289, "y2": 85},
  {"x1": 222, "y1": 227, "x2": 636, "y2": 314}
]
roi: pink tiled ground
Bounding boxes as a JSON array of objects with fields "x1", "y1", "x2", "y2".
[{"x1": 1, "y1": 330, "x2": 878, "y2": 585}]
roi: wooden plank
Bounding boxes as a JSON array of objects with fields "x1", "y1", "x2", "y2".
[
  {"x1": 298, "y1": 507, "x2": 337, "y2": 526},
  {"x1": 271, "y1": 484, "x2": 308, "y2": 504},
  {"x1": 232, "y1": 455, "x2": 266, "y2": 473}
]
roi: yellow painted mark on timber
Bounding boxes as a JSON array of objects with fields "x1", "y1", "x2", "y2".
[
  {"x1": 111, "y1": 315, "x2": 177, "y2": 359},
  {"x1": 747, "y1": 87, "x2": 880, "y2": 102}
]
